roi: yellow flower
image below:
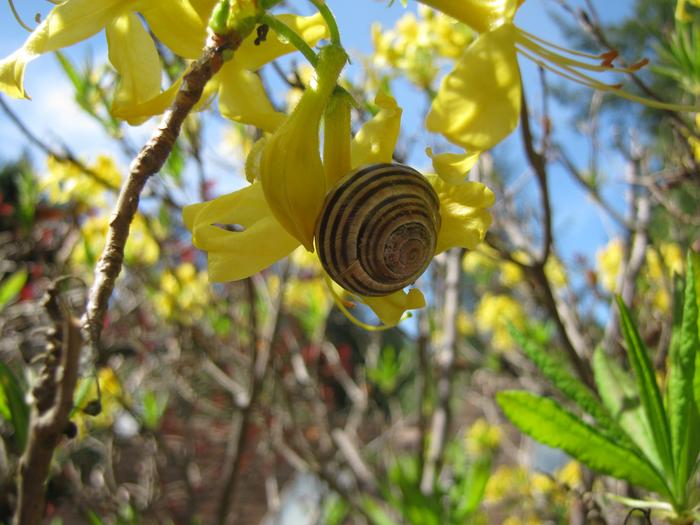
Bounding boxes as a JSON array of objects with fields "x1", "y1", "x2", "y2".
[
  {"x1": 1, "y1": 0, "x2": 202, "y2": 111},
  {"x1": 465, "y1": 418, "x2": 502, "y2": 455},
  {"x1": 72, "y1": 214, "x2": 159, "y2": 267},
  {"x1": 475, "y1": 292, "x2": 526, "y2": 351},
  {"x1": 555, "y1": 460, "x2": 582, "y2": 489},
  {"x1": 1, "y1": 1, "x2": 327, "y2": 128},
  {"x1": 152, "y1": 263, "x2": 210, "y2": 323},
  {"x1": 596, "y1": 238, "x2": 623, "y2": 293},
  {"x1": 421, "y1": 0, "x2": 696, "y2": 183},
  {"x1": 73, "y1": 367, "x2": 123, "y2": 437},
  {"x1": 42, "y1": 155, "x2": 121, "y2": 206},
  {"x1": 676, "y1": 0, "x2": 700, "y2": 21},
  {"x1": 184, "y1": 56, "x2": 494, "y2": 328}
]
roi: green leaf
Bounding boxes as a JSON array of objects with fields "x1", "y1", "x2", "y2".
[
  {"x1": 451, "y1": 456, "x2": 491, "y2": 522},
  {"x1": 142, "y1": 391, "x2": 168, "y2": 430},
  {"x1": 512, "y1": 329, "x2": 631, "y2": 446},
  {"x1": 0, "y1": 269, "x2": 28, "y2": 312},
  {"x1": 16, "y1": 166, "x2": 37, "y2": 230},
  {"x1": 593, "y1": 347, "x2": 660, "y2": 471},
  {"x1": 497, "y1": 390, "x2": 670, "y2": 497},
  {"x1": 667, "y1": 253, "x2": 699, "y2": 500},
  {"x1": 616, "y1": 296, "x2": 674, "y2": 478},
  {"x1": 0, "y1": 361, "x2": 29, "y2": 453},
  {"x1": 362, "y1": 496, "x2": 398, "y2": 525},
  {"x1": 71, "y1": 376, "x2": 95, "y2": 418}
]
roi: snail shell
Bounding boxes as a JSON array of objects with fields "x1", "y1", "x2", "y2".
[{"x1": 315, "y1": 163, "x2": 441, "y2": 297}]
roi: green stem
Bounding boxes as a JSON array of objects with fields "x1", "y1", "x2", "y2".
[
  {"x1": 258, "y1": 13, "x2": 319, "y2": 66},
  {"x1": 307, "y1": 0, "x2": 342, "y2": 46}
]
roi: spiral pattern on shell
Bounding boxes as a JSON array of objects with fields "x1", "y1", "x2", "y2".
[{"x1": 315, "y1": 163, "x2": 441, "y2": 297}]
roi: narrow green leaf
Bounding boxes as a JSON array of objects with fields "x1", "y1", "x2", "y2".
[
  {"x1": 0, "y1": 269, "x2": 28, "y2": 312},
  {"x1": 497, "y1": 390, "x2": 670, "y2": 497},
  {"x1": 668, "y1": 253, "x2": 699, "y2": 500},
  {"x1": 452, "y1": 456, "x2": 491, "y2": 521},
  {"x1": 593, "y1": 347, "x2": 661, "y2": 471},
  {"x1": 512, "y1": 329, "x2": 632, "y2": 446},
  {"x1": 0, "y1": 361, "x2": 29, "y2": 453},
  {"x1": 616, "y1": 296, "x2": 674, "y2": 478}
]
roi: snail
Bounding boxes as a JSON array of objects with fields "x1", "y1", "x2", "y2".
[{"x1": 315, "y1": 163, "x2": 441, "y2": 297}]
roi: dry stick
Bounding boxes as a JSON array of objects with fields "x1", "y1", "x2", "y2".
[
  {"x1": 416, "y1": 307, "x2": 430, "y2": 481},
  {"x1": 15, "y1": 286, "x2": 83, "y2": 525},
  {"x1": 216, "y1": 273, "x2": 286, "y2": 525},
  {"x1": 518, "y1": 93, "x2": 595, "y2": 387},
  {"x1": 420, "y1": 248, "x2": 460, "y2": 494},
  {"x1": 81, "y1": 33, "x2": 242, "y2": 352},
  {"x1": 603, "y1": 154, "x2": 650, "y2": 351}
]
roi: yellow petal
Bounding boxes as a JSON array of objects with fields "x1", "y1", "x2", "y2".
[
  {"x1": 351, "y1": 92, "x2": 402, "y2": 170},
  {"x1": 260, "y1": 45, "x2": 347, "y2": 250},
  {"x1": 111, "y1": 76, "x2": 182, "y2": 124},
  {"x1": 428, "y1": 175, "x2": 495, "y2": 254},
  {"x1": 106, "y1": 14, "x2": 162, "y2": 125},
  {"x1": 218, "y1": 61, "x2": 286, "y2": 132},
  {"x1": 426, "y1": 147, "x2": 481, "y2": 184},
  {"x1": 417, "y1": 0, "x2": 519, "y2": 33},
  {"x1": 183, "y1": 183, "x2": 299, "y2": 281},
  {"x1": 426, "y1": 23, "x2": 521, "y2": 152},
  {"x1": 236, "y1": 13, "x2": 329, "y2": 71},
  {"x1": 139, "y1": 0, "x2": 207, "y2": 59},
  {"x1": 0, "y1": 50, "x2": 29, "y2": 99},
  {"x1": 1, "y1": 0, "x2": 135, "y2": 98},
  {"x1": 245, "y1": 136, "x2": 268, "y2": 183},
  {"x1": 361, "y1": 288, "x2": 426, "y2": 327}
]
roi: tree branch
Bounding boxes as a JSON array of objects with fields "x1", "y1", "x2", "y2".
[
  {"x1": 81, "y1": 32, "x2": 245, "y2": 353},
  {"x1": 14, "y1": 283, "x2": 83, "y2": 525}
]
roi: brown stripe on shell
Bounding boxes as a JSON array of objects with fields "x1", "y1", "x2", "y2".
[{"x1": 314, "y1": 163, "x2": 441, "y2": 297}]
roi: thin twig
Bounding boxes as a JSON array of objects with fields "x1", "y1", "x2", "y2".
[
  {"x1": 420, "y1": 248, "x2": 460, "y2": 494},
  {"x1": 216, "y1": 270, "x2": 287, "y2": 525},
  {"x1": 81, "y1": 32, "x2": 245, "y2": 353},
  {"x1": 14, "y1": 284, "x2": 83, "y2": 525}
]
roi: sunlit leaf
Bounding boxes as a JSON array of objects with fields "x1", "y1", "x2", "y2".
[
  {"x1": 616, "y1": 296, "x2": 674, "y2": 479},
  {"x1": 497, "y1": 390, "x2": 670, "y2": 496},
  {"x1": 0, "y1": 361, "x2": 28, "y2": 453},
  {"x1": 0, "y1": 269, "x2": 28, "y2": 312}
]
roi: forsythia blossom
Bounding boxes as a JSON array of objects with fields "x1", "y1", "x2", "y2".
[
  {"x1": 184, "y1": 43, "x2": 494, "y2": 328},
  {"x1": 0, "y1": 0, "x2": 327, "y2": 128},
  {"x1": 419, "y1": 0, "x2": 697, "y2": 183}
]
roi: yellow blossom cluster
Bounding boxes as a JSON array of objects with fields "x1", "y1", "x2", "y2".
[
  {"x1": 485, "y1": 461, "x2": 582, "y2": 521},
  {"x1": 73, "y1": 367, "x2": 123, "y2": 438},
  {"x1": 595, "y1": 238, "x2": 684, "y2": 311},
  {"x1": 475, "y1": 292, "x2": 527, "y2": 351},
  {"x1": 465, "y1": 418, "x2": 502, "y2": 455},
  {"x1": 152, "y1": 263, "x2": 211, "y2": 323},
  {"x1": 71, "y1": 214, "x2": 160, "y2": 268},
  {"x1": 42, "y1": 155, "x2": 121, "y2": 207},
  {"x1": 372, "y1": 6, "x2": 472, "y2": 87}
]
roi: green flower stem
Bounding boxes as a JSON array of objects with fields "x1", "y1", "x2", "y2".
[
  {"x1": 307, "y1": 0, "x2": 342, "y2": 46},
  {"x1": 258, "y1": 13, "x2": 319, "y2": 66}
]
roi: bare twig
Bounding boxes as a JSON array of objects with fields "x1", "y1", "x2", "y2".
[
  {"x1": 81, "y1": 31, "x2": 246, "y2": 354},
  {"x1": 14, "y1": 283, "x2": 83, "y2": 525},
  {"x1": 420, "y1": 248, "x2": 460, "y2": 494},
  {"x1": 519, "y1": 91, "x2": 552, "y2": 265},
  {"x1": 416, "y1": 307, "x2": 430, "y2": 480},
  {"x1": 216, "y1": 272, "x2": 287, "y2": 525}
]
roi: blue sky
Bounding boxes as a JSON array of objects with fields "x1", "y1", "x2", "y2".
[{"x1": 0, "y1": 0, "x2": 644, "y2": 270}]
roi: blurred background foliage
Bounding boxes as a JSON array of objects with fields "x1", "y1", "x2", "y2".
[{"x1": 0, "y1": 0, "x2": 699, "y2": 523}]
